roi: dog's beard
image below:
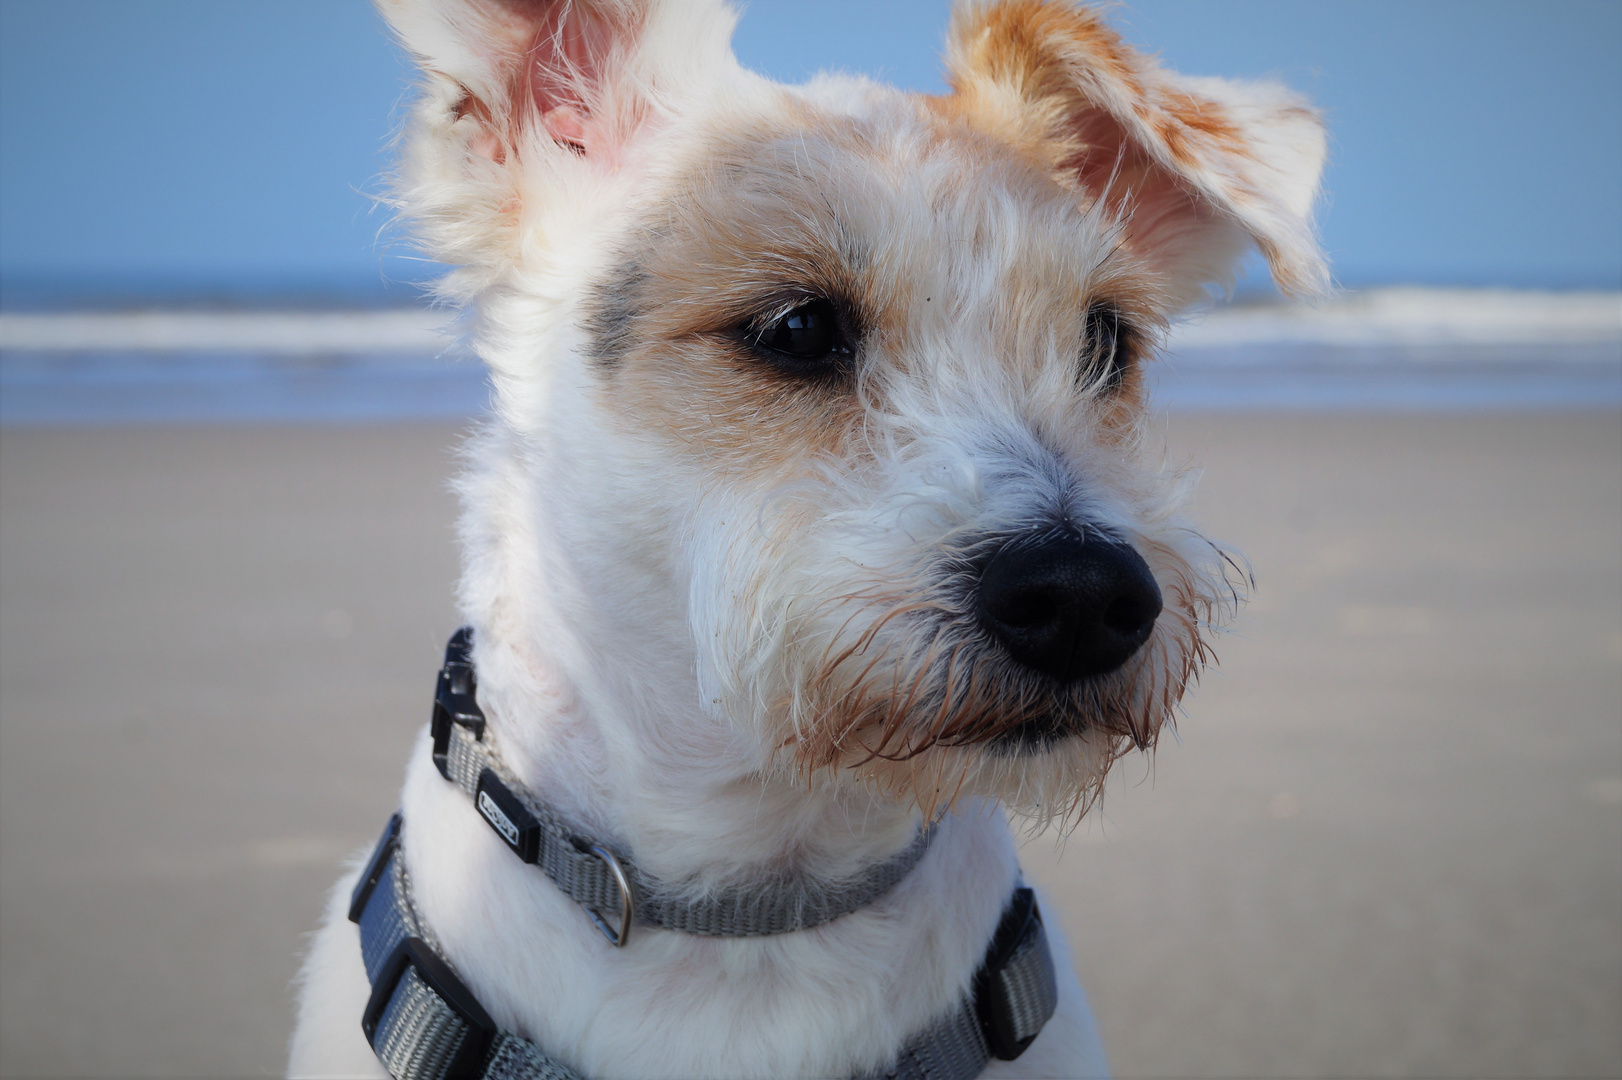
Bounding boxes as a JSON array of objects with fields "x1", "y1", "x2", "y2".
[
  {"x1": 788, "y1": 554, "x2": 1222, "y2": 826},
  {"x1": 695, "y1": 487, "x2": 1242, "y2": 831}
]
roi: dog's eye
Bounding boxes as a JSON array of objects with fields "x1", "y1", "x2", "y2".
[
  {"x1": 1082, "y1": 304, "x2": 1129, "y2": 391},
  {"x1": 751, "y1": 299, "x2": 852, "y2": 368}
]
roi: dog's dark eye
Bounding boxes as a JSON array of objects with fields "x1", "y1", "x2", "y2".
[
  {"x1": 1082, "y1": 304, "x2": 1128, "y2": 391},
  {"x1": 751, "y1": 299, "x2": 852, "y2": 370}
]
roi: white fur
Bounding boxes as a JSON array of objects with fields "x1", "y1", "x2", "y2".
[
  {"x1": 292, "y1": 733, "x2": 1107, "y2": 1078},
  {"x1": 291, "y1": 2, "x2": 1325, "y2": 1076}
]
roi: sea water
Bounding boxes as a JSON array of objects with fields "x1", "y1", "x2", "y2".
[{"x1": 2, "y1": 290, "x2": 1617, "y2": 425}]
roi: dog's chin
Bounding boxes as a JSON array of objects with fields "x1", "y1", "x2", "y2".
[
  {"x1": 841, "y1": 721, "x2": 1129, "y2": 826},
  {"x1": 761, "y1": 605, "x2": 1216, "y2": 824},
  {"x1": 983, "y1": 710, "x2": 1085, "y2": 755},
  {"x1": 976, "y1": 664, "x2": 1173, "y2": 753},
  {"x1": 791, "y1": 636, "x2": 1174, "y2": 754},
  {"x1": 777, "y1": 663, "x2": 1173, "y2": 823}
]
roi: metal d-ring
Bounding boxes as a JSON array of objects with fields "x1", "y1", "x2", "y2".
[{"x1": 585, "y1": 843, "x2": 635, "y2": 947}]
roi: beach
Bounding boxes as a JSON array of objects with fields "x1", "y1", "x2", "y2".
[{"x1": 1, "y1": 412, "x2": 1616, "y2": 1077}]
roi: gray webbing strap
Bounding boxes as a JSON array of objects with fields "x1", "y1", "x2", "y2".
[
  {"x1": 353, "y1": 815, "x2": 584, "y2": 1080},
  {"x1": 351, "y1": 814, "x2": 1057, "y2": 1080},
  {"x1": 877, "y1": 999, "x2": 989, "y2": 1080},
  {"x1": 441, "y1": 719, "x2": 938, "y2": 940},
  {"x1": 977, "y1": 907, "x2": 1058, "y2": 1056},
  {"x1": 872, "y1": 882, "x2": 1059, "y2": 1080}
]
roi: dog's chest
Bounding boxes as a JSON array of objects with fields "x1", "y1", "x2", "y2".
[{"x1": 393, "y1": 736, "x2": 1029, "y2": 1077}]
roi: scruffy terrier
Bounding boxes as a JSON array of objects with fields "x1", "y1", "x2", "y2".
[{"x1": 290, "y1": 1, "x2": 1325, "y2": 1077}]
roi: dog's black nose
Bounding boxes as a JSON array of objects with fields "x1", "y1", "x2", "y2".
[{"x1": 978, "y1": 530, "x2": 1163, "y2": 683}]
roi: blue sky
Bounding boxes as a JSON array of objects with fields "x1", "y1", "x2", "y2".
[{"x1": 1, "y1": 0, "x2": 1617, "y2": 303}]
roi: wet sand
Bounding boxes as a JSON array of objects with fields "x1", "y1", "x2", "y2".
[{"x1": 1, "y1": 414, "x2": 1618, "y2": 1078}]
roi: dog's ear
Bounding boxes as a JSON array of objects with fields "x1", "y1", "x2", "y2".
[
  {"x1": 377, "y1": 0, "x2": 738, "y2": 278},
  {"x1": 943, "y1": 0, "x2": 1327, "y2": 305}
]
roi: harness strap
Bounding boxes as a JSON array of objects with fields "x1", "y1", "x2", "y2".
[
  {"x1": 431, "y1": 628, "x2": 937, "y2": 944},
  {"x1": 348, "y1": 815, "x2": 580, "y2": 1080},
  {"x1": 350, "y1": 814, "x2": 1058, "y2": 1080}
]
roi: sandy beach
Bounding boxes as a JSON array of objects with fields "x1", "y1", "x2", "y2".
[{"x1": 1, "y1": 413, "x2": 1618, "y2": 1078}]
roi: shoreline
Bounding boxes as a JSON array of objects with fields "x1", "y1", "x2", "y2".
[{"x1": 4, "y1": 288, "x2": 1617, "y2": 423}]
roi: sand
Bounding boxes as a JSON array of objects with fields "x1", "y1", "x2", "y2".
[{"x1": 1, "y1": 414, "x2": 1618, "y2": 1078}]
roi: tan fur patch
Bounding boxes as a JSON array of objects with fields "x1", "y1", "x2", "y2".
[
  {"x1": 572, "y1": 89, "x2": 1227, "y2": 823},
  {"x1": 590, "y1": 106, "x2": 1161, "y2": 479},
  {"x1": 937, "y1": 0, "x2": 1326, "y2": 299}
]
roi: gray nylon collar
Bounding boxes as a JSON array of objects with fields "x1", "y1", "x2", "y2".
[
  {"x1": 348, "y1": 813, "x2": 1058, "y2": 1080},
  {"x1": 430, "y1": 628, "x2": 938, "y2": 944}
]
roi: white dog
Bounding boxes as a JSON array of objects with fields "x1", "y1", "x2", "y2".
[{"x1": 289, "y1": 1, "x2": 1325, "y2": 1077}]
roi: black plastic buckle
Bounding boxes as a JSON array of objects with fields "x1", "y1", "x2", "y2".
[
  {"x1": 432, "y1": 627, "x2": 486, "y2": 780},
  {"x1": 362, "y1": 937, "x2": 497, "y2": 1080},
  {"x1": 347, "y1": 813, "x2": 401, "y2": 924},
  {"x1": 974, "y1": 885, "x2": 1047, "y2": 1060},
  {"x1": 475, "y1": 768, "x2": 542, "y2": 863}
]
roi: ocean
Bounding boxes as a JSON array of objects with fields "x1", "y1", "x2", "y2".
[{"x1": 1, "y1": 289, "x2": 1617, "y2": 425}]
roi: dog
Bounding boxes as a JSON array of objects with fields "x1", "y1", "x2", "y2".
[{"x1": 289, "y1": 1, "x2": 1325, "y2": 1076}]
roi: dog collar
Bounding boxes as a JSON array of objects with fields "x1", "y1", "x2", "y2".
[
  {"x1": 349, "y1": 812, "x2": 1059, "y2": 1080},
  {"x1": 429, "y1": 627, "x2": 938, "y2": 945}
]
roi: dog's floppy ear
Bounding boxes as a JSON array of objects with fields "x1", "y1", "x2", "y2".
[
  {"x1": 377, "y1": 0, "x2": 738, "y2": 278},
  {"x1": 943, "y1": 0, "x2": 1327, "y2": 305}
]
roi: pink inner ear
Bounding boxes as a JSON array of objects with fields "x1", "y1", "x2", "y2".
[
  {"x1": 541, "y1": 105, "x2": 588, "y2": 152},
  {"x1": 469, "y1": 129, "x2": 506, "y2": 162},
  {"x1": 1065, "y1": 106, "x2": 1235, "y2": 288},
  {"x1": 519, "y1": 1, "x2": 623, "y2": 153}
]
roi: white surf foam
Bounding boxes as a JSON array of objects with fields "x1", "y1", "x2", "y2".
[
  {"x1": 0, "y1": 309, "x2": 457, "y2": 354},
  {"x1": 1169, "y1": 288, "x2": 1621, "y2": 350},
  {"x1": 3, "y1": 288, "x2": 1617, "y2": 355}
]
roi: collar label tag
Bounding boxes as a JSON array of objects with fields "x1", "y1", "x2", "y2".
[
  {"x1": 475, "y1": 767, "x2": 541, "y2": 863},
  {"x1": 478, "y1": 790, "x2": 519, "y2": 845}
]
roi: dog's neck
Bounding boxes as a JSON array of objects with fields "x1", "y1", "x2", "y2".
[
  {"x1": 452, "y1": 426, "x2": 930, "y2": 893},
  {"x1": 469, "y1": 629, "x2": 925, "y2": 892},
  {"x1": 457, "y1": 598, "x2": 918, "y2": 891}
]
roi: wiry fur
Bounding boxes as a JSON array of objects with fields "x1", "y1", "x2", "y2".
[{"x1": 290, "y1": 1, "x2": 1324, "y2": 1076}]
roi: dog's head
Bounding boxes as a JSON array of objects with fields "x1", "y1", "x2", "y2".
[{"x1": 381, "y1": 0, "x2": 1325, "y2": 822}]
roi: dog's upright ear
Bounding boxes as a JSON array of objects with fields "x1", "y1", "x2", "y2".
[
  {"x1": 377, "y1": 0, "x2": 739, "y2": 286},
  {"x1": 942, "y1": 0, "x2": 1327, "y2": 306}
]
